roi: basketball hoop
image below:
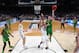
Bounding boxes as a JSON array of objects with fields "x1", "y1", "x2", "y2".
[{"x1": 34, "y1": 5, "x2": 41, "y2": 14}]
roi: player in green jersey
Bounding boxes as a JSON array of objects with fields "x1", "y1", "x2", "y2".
[
  {"x1": 46, "y1": 16, "x2": 53, "y2": 42},
  {"x1": 1, "y1": 24, "x2": 14, "y2": 53},
  {"x1": 73, "y1": 17, "x2": 78, "y2": 34}
]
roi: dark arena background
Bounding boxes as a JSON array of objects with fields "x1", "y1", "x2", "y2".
[
  {"x1": 0, "y1": 0, "x2": 79, "y2": 15},
  {"x1": 0, "y1": 0, "x2": 57, "y2": 15}
]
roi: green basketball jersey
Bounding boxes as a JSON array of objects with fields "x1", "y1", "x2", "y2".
[
  {"x1": 46, "y1": 19, "x2": 52, "y2": 35},
  {"x1": 2, "y1": 28, "x2": 10, "y2": 42}
]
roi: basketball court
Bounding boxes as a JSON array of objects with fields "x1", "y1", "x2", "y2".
[
  {"x1": 11, "y1": 36, "x2": 65, "y2": 53},
  {"x1": 0, "y1": 20, "x2": 79, "y2": 53},
  {"x1": 10, "y1": 20, "x2": 78, "y2": 53},
  {"x1": 11, "y1": 20, "x2": 65, "y2": 53}
]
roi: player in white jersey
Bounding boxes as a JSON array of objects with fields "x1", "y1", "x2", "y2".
[
  {"x1": 74, "y1": 33, "x2": 79, "y2": 53},
  {"x1": 38, "y1": 17, "x2": 49, "y2": 49},
  {"x1": 18, "y1": 20, "x2": 26, "y2": 48}
]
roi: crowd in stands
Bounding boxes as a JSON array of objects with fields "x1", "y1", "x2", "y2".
[{"x1": 0, "y1": 13, "x2": 79, "y2": 22}]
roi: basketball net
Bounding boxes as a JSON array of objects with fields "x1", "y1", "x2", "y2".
[{"x1": 34, "y1": 5, "x2": 41, "y2": 14}]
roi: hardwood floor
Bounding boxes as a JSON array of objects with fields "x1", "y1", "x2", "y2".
[{"x1": 0, "y1": 20, "x2": 79, "y2": 53}]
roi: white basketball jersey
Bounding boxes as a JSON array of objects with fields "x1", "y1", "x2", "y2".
[{"x1": 18, "y1": 24, "x2": 24, "y2": 39}]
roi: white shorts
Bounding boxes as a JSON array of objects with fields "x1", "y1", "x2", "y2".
[
  {"x1": 41, "y1": 35, "x2": 49, "y2": 42},
  {"x1": 19, "y1": 32, "x2": 25, "y2": 39},
  {"x1": 41, "y1": 27, "x2": 49, "y2": 42}
]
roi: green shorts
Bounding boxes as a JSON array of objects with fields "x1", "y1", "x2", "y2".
[
  {"x1": 3, "y1": 37, "x2": 9, "y2": 42},
  {"x1": 46, "y1": 28, "x2": 52, "y2": 36},
  {"x1": 47, "y1": 32, "x2": 52, "y2": 36}
]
